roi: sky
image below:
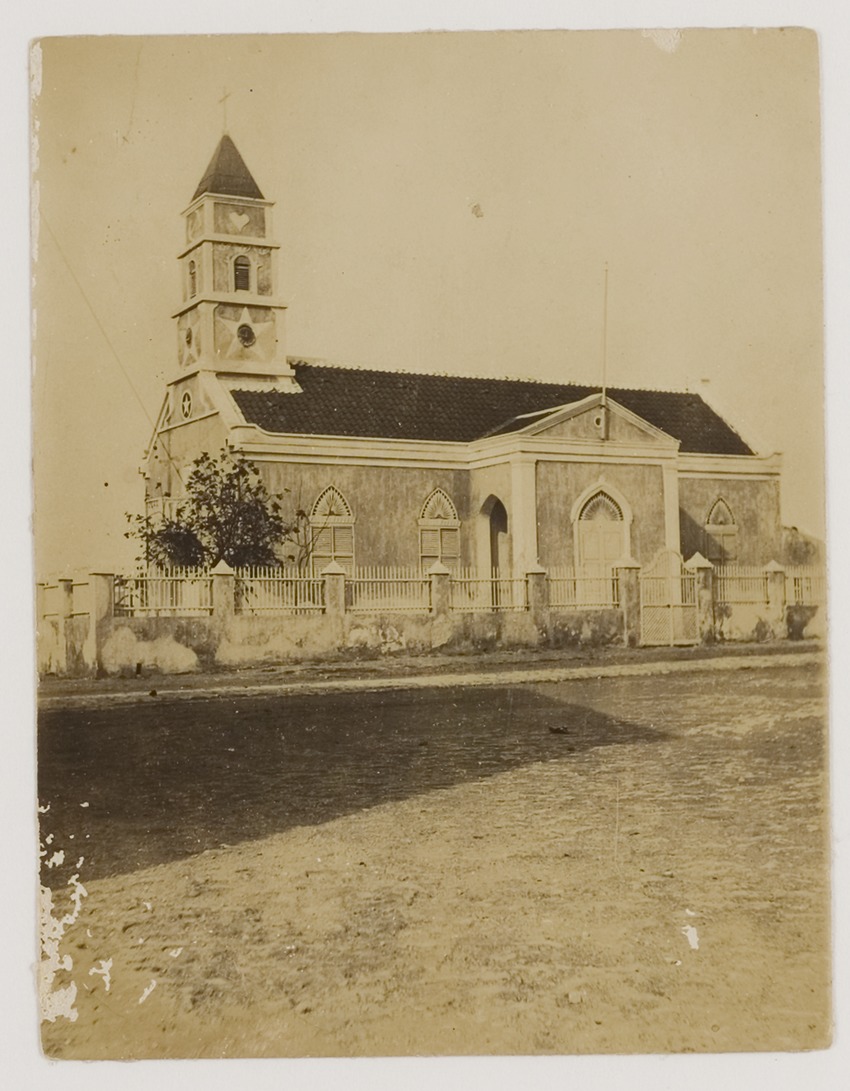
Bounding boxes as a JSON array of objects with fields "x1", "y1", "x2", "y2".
[{"x1": 32, "y1": 28, "x2": 826, "y2": 575}]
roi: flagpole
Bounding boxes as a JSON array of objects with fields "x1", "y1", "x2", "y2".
[{"x1": 602, "y1": 261, "x2": 609, "y2": 408}]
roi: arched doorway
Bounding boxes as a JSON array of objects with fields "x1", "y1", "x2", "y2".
[
  {"x1": 489, "y1": 499, "x2": 508, "y2": 574},
  {"x1": 478, "y1": 495, "x2": 510, "y2": 575},
  {"x1": 576, "y1": 491, "x2": 625, "y2": 576}
]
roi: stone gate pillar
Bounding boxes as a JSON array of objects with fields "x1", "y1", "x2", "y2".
[
  {"x1": 684, "y1": 551, "x2": 714, "y2": 643},
  {"x1": 615, "y1": 558, "x2": 641, "y2": 647},
  {"x1": 428, "y1": 562, "x2": 452, "y2": 649},
  {"x1": 211, "y1": 559, "x2": 235, "y2": 620},
  {"x1": 763, "y1": 560, "x2": 786, "y2": 637},
  {"x1": 322, "y1": 561, "x2": 347, "y2": 646},
  {"x1": 428, "y1": 562, "x2": 451, "y2": 618},
  {"x1": 57, "y1": 577, "x2": 74, "y2": 674},
  {"x1": 526, "y1": 565, "x2": 548, "y2": 631},
  {"x1": 86, "y1": 572, "x2": 115, "y2": 674}
]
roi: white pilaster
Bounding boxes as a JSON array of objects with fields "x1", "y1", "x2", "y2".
[
  {"x1": 510, "y1": 457, "x2": 539, "y2": 575},
  {"x1": 662, "y1": 463, "x2": 681, "y2": 551}
]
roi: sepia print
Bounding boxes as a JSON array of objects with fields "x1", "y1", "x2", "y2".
[{"x1": 32, "y1": 30, "x2": 830, "y2": 1060}]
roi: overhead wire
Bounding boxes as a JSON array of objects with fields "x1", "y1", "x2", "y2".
[{"x1": 38, "y1": 211, "x2": 187, "y2": 493}]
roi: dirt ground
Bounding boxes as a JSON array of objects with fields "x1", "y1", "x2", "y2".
[{"x1": 39, "y1": 656, "x2": 830, "y2": 1058}]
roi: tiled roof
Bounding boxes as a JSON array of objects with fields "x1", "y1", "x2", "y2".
[
  {"x1": 230, "y1": 363, "x2": 754, "y2": 455},
  {"x1": 192, "y1": 135, "x2": 264, "y2": 201}
]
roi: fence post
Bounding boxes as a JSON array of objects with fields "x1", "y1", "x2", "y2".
[
  {"x1": 57, "y1": 577, "x2": 74, "y2": 674},
  {"x1": 526, "y1": 565, "x2": 548, "y2": 629},
  {"x1": 322, "y1": 562, "x2": 347, "y2": 644},
  {"x1": 35, "y1": 583, "x2": 48, "y2": 674},
  {"x1": 428, "y1": 562, "x2": 451, "y2": 619},
  {"x1": 211, "y1": 560, "x2": 235, "y2": 621},
  {"x1": 615, "y1": 559, "x2": 641, "y2": 647},
  {"x1": 763, "y1": 560, "x2": 786, "y2": 636},
  {"x1": 86, "y1": 572, "x2": 115, "y2": 674},
  {"x1": 684, "y1": 551, "x2": 714, "y2": 643}
]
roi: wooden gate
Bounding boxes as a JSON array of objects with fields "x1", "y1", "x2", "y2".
[{"x1": 639, "y1": 550, "x2": 698, "y2": 646}]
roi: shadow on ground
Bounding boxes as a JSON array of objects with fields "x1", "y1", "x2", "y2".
[{"x1": 38, "y1": 685, "x2": 668, "y2": 883}]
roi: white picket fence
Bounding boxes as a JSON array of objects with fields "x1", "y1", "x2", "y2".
[
  {"x1": 234, "y1": 567, "x2": 325, "y2": 614},
  {"x1": 713, "y1": 564, "x2": 827, "y2": 607},
  {"x1": 346, "y1": 565, "x2": 431, "y2": 613},
  {"x1": 713, "y1": 564, "x2": 768, "y2": 605},
  {"x1": 114, "y1": 568, "x2": 214, "y2": 617},
  {"x1": 450, "y1": 569, "x2": 528, "y2": 612},
  {"x1": 548, "y1": 566, "x2": 620, "y2": 608},
  {"x1": 113, "y1": 562, "x2": 827, "y2": 620},
  {"x1": 785, "y1": 566, "x2": 826, "y2": 606}
]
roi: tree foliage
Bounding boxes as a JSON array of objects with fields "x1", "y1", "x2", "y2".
[
  {"x1": 781, "y1": 525, "x2": 823, "y2": 566},
  {"x1": 127, "y1": 449, "x2": 309, "y2": 568}
]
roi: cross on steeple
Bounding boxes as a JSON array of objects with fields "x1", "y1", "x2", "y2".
[{"x1": 218, "y1": 87, "x2": 232, "y2": 132}]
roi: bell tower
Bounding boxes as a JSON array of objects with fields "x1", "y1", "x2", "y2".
[{"x1": 172, "y1": 134, "x2": 295, "y2": 385}]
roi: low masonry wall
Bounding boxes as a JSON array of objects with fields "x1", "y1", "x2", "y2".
[
  {"x1": 547, "y1": 608, "x2": 624, "y2": 648},
  {"x1": 36, "y1": 560, "x2": 825, "y2": 678}
]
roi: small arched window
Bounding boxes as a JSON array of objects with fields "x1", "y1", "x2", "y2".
[
  {"x1": 419, "y1": 488, "x2": 461, "y2": 572},
  {"x1": 234, "y1": 255, "x2": 251, "y2": 292},
  {"x1": 188, "y1": 260, "x2": 197, "y2": 297},
  {"x1": 704, "y1": 499, "x2": 738, "y2": 563},
  {"x1": 310, "y1": 487, "x2": 355, "y2": 575}
]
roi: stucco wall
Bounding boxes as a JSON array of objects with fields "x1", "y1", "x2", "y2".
[
  {"x1": 44, "y1": 601, "x2": 639, "y2": 677},
  {"x1": 547, "y1": 608, "x2": 623, "y2": 646},
  {"x1": 678, "y1": 475, "x2": 782, "y2": 564},
  {"x1": 212, "y1": 200, "x2": 266, "y2": 238},
  {"x1": 259, "y1": 462, "x2": 473, "y2": 569},
  {"x1": 38, "y1": 617, "x2": 63, "y2": 674},
  {"x1": 211, "y1": 242, "x2": 272, "y2": 296},
  {"x1": 147, "y1": 405, "x2": 231, "y2": 499},
  {"x1": 536, "y1": 460, "x2": 668, "y2": 568},
  {"x1": 537, "y1": 407, "x2": 662, "y2": 446},
  {"x1": 468, "y1": 463, "x2": 515, "y2": 571},
  {"x1": 146, "y1": 412, "x2": 230, "y2": 498}
]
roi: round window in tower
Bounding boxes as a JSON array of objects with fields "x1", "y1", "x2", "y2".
[
  {"x1": 181, "y1": 391, "x2": 192, "y2": 419},
  {"x1": 237, "y1": 324, "x2": 256, "y2": 347}
]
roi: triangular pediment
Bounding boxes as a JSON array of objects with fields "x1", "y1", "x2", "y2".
[{"x1": 507, "y1": 394, "x2": 680, "y2": 448}]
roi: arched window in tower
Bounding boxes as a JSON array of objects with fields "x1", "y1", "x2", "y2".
[
  {"x1": 234, "y1": 255, "x2": 251, "y2": 292},
  {"x1": 419, "y1": 489, "x2": 461, "y2": 572},
  {"x1": 703, "y1": 499, "x2": 738, "y2": 563},
  {"x1": 188, "y1": 260, "x2": 197, "y2": 297},
  {"x1": 310, "y1": 487, "x2": 355, "y2": 576}
]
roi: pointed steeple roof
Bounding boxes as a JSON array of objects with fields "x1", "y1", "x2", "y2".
[{"x1": 192, "y1": 134, "x2": 264, "y2": 201}]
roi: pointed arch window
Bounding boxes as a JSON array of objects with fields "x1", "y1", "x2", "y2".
[
  {"x1": 234, "y1": 255, "x2": 251, "y2": 292},
  {"x1": 310, "y1": 487, "x2": 355, "y2": 575},
  {"x1": 704, "y1": 499, "x2": 738, "y2": 563},
  {"x1": 573, "y1": 489, "x2": 628, "y2": 580},
  {"x1": 419, "y1": 488, "x2": 461, "y2": 572},
  {"x1": 188, "y1": 260, "x2": 197, "y2": 297},
  {"x1": 579, "y1": 492, "x2": 623, "y2": 523}
]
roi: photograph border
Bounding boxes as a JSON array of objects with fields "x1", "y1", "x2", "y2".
[{"x1": 7, "y1": 2, "x2": 848, "y2": 1089}]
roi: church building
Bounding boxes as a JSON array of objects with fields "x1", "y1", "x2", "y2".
[{"x1": 144, "y1": 136, "x2": 783, "y2": 577}]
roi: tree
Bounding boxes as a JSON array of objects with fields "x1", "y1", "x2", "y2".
[
  {"x1": 127, "y1": 449, "x2": 309, "y2": 569},
  {"x1": 781, "y1": 526, "x2": 823, "y2": 566}
]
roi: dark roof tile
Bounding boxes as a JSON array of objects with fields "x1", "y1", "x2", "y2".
[
  {"x1": 230, "y1": 364, "x2": 753, "y2": 456},
  {"x1": 192, "y1": 135, "x2": 264, "y2": 201}
]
